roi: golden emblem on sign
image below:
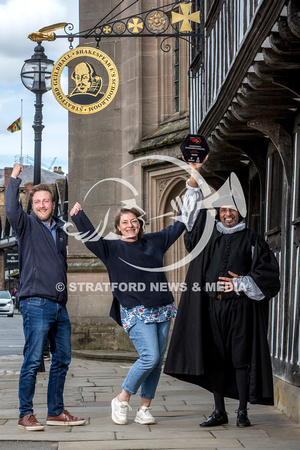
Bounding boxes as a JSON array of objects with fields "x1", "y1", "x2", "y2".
[
  {"x1": 128, "y1": 17, "x2": 144, "y2": 34},
  {"x1": 28, "y1": 22, "x2": 68, "y2": 42},
  {"x1": 172, "y1": 2, "x2": 200, "y2": 32},
  {"x1": 103, "y1": 25, "x2": 112, "y2": 34},
  {"x1": 146, "y1": 11, "x2": 168, "y2": 33},
  {"x1": 113, "y1": 22, "x2": 126, "y2": 34},
  {"x1": 51, "y1": 47, "x2": 119, "y2": 115}
]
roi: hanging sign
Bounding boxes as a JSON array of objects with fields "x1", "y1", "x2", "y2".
[
  {"x1": 51, "y1": 46, "x2": 119, "y2": 115},
  {"x1": 5, "y1": 250, "x2": 19, "y2": 269}
]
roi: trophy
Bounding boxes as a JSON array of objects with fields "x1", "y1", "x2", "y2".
[{"x1": 180, "y1": 134, "x2": 210, "y2": 163}]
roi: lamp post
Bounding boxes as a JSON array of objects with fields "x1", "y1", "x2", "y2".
[{"x1": 21, "y1": 43, "x2": 54, "y2": 185}]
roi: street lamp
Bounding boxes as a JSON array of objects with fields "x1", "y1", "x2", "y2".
[{"x1": 21, "y1": 43, "x2": 54, "y2": 185}]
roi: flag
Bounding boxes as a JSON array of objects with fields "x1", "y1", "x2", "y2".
[{"x1": 7, "y1": 117, "x2": 21, "y2": 133}]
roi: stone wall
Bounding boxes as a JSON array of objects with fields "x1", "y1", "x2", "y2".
[{"x1": 67, "y1": 0, "x2": 189, "y2": 351}]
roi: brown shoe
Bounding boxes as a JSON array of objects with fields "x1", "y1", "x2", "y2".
[
  {"x1": 46, "y1": 409, "x2": 86, "y2": 426},
  {"x1": 18, "y1": 414, "x2": 44, "y2": 431}
]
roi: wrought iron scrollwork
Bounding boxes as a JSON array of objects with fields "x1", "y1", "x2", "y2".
[{"x1": 28, "y1": 1, "x2": 203, "y2": 53}]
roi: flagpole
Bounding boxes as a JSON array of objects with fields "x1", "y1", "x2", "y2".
[{"x1": 20, "y1": 99, "x2": 23, "y2": 165}]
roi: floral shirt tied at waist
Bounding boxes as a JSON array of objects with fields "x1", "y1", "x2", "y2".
[{"x1": 120, "y1": 303, "x2": 177, "y2": 333}]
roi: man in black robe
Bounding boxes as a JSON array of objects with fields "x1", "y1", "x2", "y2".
[{"x1": 164, "y1": 165, "x2": 280, "y2": 428}]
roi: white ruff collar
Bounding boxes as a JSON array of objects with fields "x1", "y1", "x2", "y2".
[{"x1": 216, "y1": 221, "x2": 246, "y2": 234}]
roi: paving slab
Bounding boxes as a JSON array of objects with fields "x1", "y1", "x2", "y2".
[{"x1": 0, "y1": 355, "x2": 299, "y2": 449}]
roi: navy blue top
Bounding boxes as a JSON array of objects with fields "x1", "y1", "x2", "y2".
[
  {"x1": 72, "y1": 210, "x2": 185, "y2": 324},
  {"x1": 5, "y1": 177, "x2": 68, "y2": 303}
]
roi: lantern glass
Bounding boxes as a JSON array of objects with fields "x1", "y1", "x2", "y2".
[{"x1": 21, "y1": 44, "x2": 54, "y2": 93}]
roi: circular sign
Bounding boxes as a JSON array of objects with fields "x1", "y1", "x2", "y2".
[{"x1": 51, "y1": 46, "x2": 119, "y2": 115}]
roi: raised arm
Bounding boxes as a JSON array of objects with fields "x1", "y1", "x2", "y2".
[
  {"x1": 5, "y1": 164, "x2": 27, "y2": 236},
  {"x1": 70, "y1": 203, "x2": 109, "y2": 263},
  {"x1": 10, "y1": 163, "x2": 24, "y2": 180},
  {"x1": 182, "y1": 156, "x2": 209, "y2": 251}
]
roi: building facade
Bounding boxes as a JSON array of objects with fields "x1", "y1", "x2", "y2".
[
  {"x1": 67, "y1": 0, "x2": 299, "y2": 421},
  {"x1": 67, "y1": 0, "x2": 190, "y2": 350},
  {"x1": 189, "y1": 0, "x2": 299, "y2": 422}
]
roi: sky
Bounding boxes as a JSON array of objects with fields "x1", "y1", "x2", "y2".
[{"x1": 0, "y1": 0, "x2": 79, "y2": 174}]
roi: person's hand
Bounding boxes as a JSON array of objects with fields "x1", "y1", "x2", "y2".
[
  {"x1": 70, "y1": 202, "x2": 82, "y2": 216},
  {"x1": 218, "y1": 270, "x2": 240, "y2": 292},
  {"x1": 185, "y1": 155, "x2": 209, "y2": 188},
  {"x1": 187, "y1": 154, "x2": 209, "y2": 172},
  {"x1": 11, "y1": 163, "x2": 24, "y2": 179}
]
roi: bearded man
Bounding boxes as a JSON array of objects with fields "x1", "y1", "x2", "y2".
[
  {"x1": 5, "y1": 163, "x2": 86, "y2": 431},
  {"x1": 164, "y1": 164, "x2": 280, "y2": 428}
]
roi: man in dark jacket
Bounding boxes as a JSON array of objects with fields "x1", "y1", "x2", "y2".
[
  {"x1": 164, "y1": 164, "x2": 280, "y2": 428},
  {"x1": 5, "y1": 163, "x2": 85, "y2": 431}
]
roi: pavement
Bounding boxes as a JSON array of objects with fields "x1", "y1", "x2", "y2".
[{"x1": 0, "y1": 351, "x2": 300, "y2": 450}]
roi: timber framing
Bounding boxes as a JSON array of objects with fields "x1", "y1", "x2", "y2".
[{"x1": 199, "y1": 0, "x2": 300, "y2": 179}]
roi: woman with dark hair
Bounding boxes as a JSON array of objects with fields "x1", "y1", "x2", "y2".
[
  {"x1": 70, "y1": 160, "x2": 207, "y2": 425},
  {"x1": 113, "y1": 207, "x2": 145, "y2": 240}
]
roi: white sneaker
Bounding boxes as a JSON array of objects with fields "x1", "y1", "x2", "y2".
[
  {"x1": 134, "y1": 406, "x2": 156, "y2": 425},
  {"x1": 111, "y1": 396, "x2": 132, "y2": 425}
]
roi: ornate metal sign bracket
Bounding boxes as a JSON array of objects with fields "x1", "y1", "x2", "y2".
[{"x1": 28, "y1": 1, "x2": 203, "y2": 53}]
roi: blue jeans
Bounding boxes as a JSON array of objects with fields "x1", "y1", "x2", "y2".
[
  {"x1": 122, "y1": 319, "x2": 171, "y2": 399},
  {"x1": 19, "y1": 298, "x2": 71, "y2": 418}
]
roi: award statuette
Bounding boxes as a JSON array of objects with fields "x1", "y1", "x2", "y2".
[{"x1": 180, "y1": 134, "x2": 210, "y2": 163}]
